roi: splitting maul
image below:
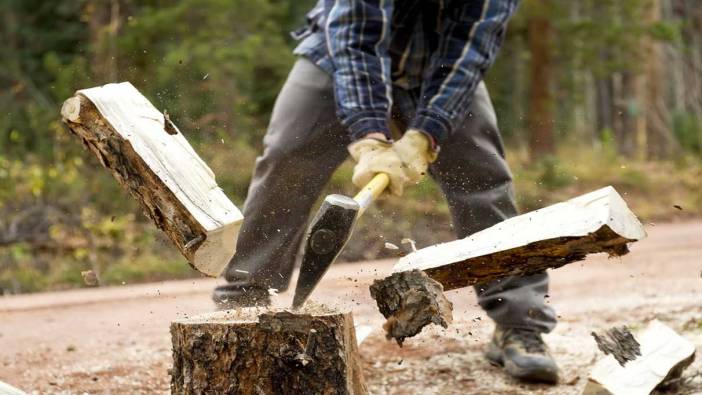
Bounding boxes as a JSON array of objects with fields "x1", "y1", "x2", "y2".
[{"x1": 291, "y1": 173, "x2": 389, "y2": 309}]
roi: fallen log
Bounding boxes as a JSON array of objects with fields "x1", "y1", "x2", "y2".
[
  {"x1": 583, "y1": 320, "x2": 696, "y2": 395},
  {"x1": 61, "y1": 82, "x2": 243, "y2": 276},
  {"x1": 372, "y1": 187, "x2": 645, "y2": 342},
  {"x1": 393, "y1": 186, "x2": 646, "y2": 290},
  {"x1": 170, "y1": 306, "x2": 367, "y2": 394}
]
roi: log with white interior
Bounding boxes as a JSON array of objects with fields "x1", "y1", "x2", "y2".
[
  {"x1": 393, "y1": 186, "x2": 646, "y2": 290},
  {"x1": 170, "y1": 308, "x2": 367, "y2": 394},
  {"x1": 61, "y1": 82, "x2": 243, "y2": 276},
  {"x1": 583, "y1": 320, "x2": 696, "y2": 395}
]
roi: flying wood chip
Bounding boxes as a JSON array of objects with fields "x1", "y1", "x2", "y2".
[
  {"x1": 591, "y1": 326, "x2": 641, "y2": 366},
  {"x1": 370, "y1": 270, "x2": 453, "y2": 346}
]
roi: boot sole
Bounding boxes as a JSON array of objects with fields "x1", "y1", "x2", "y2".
[
  {"x1": 485, "y1": 343, "x2": 559, "y2": 384},
  {"x1": 485, "y1": 343, "x2": 504, "y2": 366},
  {"x1": 504, "y1": 360, "x2": 559, "y2": 384}
]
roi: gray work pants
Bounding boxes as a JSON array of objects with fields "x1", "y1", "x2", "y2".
[{"x1": 216, "y1": 58, "x2": 557, "y2": 333}]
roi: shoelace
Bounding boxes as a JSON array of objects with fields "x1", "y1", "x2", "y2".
[{"x1": 503, "y1": 328, "x2": 547, "y2": 353}]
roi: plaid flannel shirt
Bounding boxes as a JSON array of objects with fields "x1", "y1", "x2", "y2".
[{"x1": 292, "y1": 0, "x2": 518, "y2": 144}]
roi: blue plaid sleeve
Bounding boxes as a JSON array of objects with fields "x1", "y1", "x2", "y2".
[
  {"x1": 411, "y1": 0, "x2": 519, "y2": 143},
  {"x1": 325, "y1": 0, "x2": 394, "y2": 141}
]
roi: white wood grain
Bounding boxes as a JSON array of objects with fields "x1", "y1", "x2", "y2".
[
  {"x1": 71, "y1": 82, "x2": 243, "y2": 276},
  {"x1": 0, "y1": 380, "x2": 26, "y2": 395},
  {"x1": 588, "y1": 320, "x2": 696, "y2": 395},
  {"x1": 394, "y1": 186, "x2": 646, "y2": 274}
]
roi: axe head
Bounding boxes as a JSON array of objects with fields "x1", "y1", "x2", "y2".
[{"x1": 292, "y1": 194, "x2": 360, "y2": 309}]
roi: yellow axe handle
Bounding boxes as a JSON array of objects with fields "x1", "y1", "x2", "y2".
[{"x1": 352, "y1": 173, "x2": 390, "y2": 217}]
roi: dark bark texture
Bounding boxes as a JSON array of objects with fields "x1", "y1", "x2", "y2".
[
  {"x1": 425, "y1": 226, "x2": 632, "y2": 291},
  {"x1": 591, "y1": 326, "x2": 641, "y2": 367},
  {"x1": 369, "y1": 270, "x2": 453, "y2": 346},
  {"x1": 170, "y1": 308, "x2": 367, "y2": 395},
  {"x1": 61, "y1": 95, "x2": 205, "y2": 269}
]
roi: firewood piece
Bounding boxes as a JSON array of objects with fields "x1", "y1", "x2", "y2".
[
  {"x1": 170, "y1": 306, "x2": 367, "y2": 394},
  {"x1": 61, "y1": 82, "x2": 243, "y2": 276},
  {"x1": 0, "y1": 380, "x2": 27, "y2": 395},
  {"x1": 590, "y1": 326, "x2": 641, "y2": 367},
  {"x1": 393, "y1": 186, "x2": 646, "y2": 290},
  {"x1": 369, "y1": 270, "x2": 453, "y2": 346},
  {"x1": 583, "y1": 320, "x2": 696, "y2": 395}
]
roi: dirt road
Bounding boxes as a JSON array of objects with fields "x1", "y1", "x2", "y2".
[{"x1": 1, "y1": 221, "x2": 701, "y2": 394}]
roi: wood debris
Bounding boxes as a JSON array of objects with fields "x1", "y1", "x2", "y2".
[
  {"x1": 369, "y1": 270, "x2": 453, "y2": 346},
  {"x1": 584, "y1": 320, "x2": 696, "y2": 395},
  {"x1": 80, "y1": 270, "x2": 99, "y2": 287},
  {"x1": 590, "y1": 326, "x2": 641, "y2": 366}
]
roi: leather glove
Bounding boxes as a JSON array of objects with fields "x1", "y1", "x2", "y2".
[
  {"x1": 392, "y1": 129, "x2": 438, "y2": 184},
  {"x1": 348, "y1": 137, "x2": 408, "y2": 196}
]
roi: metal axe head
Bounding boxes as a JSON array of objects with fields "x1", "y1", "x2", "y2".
[{"x1": 292, "y1": 194, "x2": 359, "y2": 309}]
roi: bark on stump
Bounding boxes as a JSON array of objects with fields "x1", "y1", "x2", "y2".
[{"x1": 170, "y1": 307, "x2": 367, "y2": 395}]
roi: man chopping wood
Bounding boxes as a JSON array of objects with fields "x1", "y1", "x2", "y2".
[{"x1": 214, "y1": 0, "x2": 559, "y2": 384}]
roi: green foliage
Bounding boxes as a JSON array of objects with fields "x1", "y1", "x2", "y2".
[
  {"x1": 673, "y1": 112, "x2": 702, "y2": 154},
  {"x1": 534, "y1": 156, "x2": 573, "y2": 191},
  {"x1": 117, "y1": 0, "x2": 296, "y2": 144},
  {"x1": 0, "y1": 0, "x2": 310, "y2": 294},
  {"x1": 0, "y1": 0, "x2": 700, "y2": 293}
]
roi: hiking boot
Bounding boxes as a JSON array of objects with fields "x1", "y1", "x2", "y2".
[
  {"x1": 485, "y1": 326, "x2": 559, "y2": 384},
  {"x1": 212, "y1": 284, "x2": 271, "y2": 309}
]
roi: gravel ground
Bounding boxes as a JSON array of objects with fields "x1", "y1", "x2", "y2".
[{"x1": 1, "y1": 221, "x2": 701, "y2": 394}]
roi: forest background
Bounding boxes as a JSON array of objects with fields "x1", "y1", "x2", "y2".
[{"x1": 1, "y1": 0, "x2": 700, "y2": 294}]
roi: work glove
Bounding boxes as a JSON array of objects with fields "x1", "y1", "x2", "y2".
[
  {"x1": 392, "y1": 129, "x2": 438, "y2": 184},
  {"x1": 348, "y1": 137, "x2": 408, "y2": 196}
]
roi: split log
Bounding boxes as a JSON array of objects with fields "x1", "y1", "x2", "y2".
[
  {"x1": 170, "y1": 306, "x2": 367, "y2": 394},
  {"x1": 371, "y1": 187, "x2": 645, "y2": 343},
  {"x1": 583, "y1": 320, "x2": 696, "y2": 395},
  {"x1": 61, "y1": 82, "x2": 243, "y2": 276},
  {"x1": 369, "y1": 270, "x2": 453, "y2": 346},
  {"x1": 393, "y1": 186, "x2": 646, "y2": 290}
]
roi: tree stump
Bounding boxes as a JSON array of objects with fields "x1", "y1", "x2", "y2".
[{"x1": 170, "y1": 306, "x2": 367, "y2": 394}]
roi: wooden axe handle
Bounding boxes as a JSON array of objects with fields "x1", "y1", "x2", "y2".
[{"x1": 353, "y1": 173, "x2": 390, "y2": 217}]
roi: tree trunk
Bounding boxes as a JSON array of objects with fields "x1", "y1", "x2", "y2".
[
  {"x1": 644, "y1": 0, "x2": 677, "y2": 159},
  {"x1": 86, "y1": 0, "x2": 120, "y2": 83},
  {"x1": 61, "y1": 82, "x2": 243, "y2": 277},
  {"x1": 527, "y1": 1, "x2": 555, "y2": 158},
  {"x1": 683, "y1": 0, "x2": 702, "y2": 117},
  {"x1": 617, "y1": 71, "x2": 641, "y2": 157},
  {"x1": 595, "y1": 75, "x2": 614, "y2": 140},
  {"x1": 170, "y1": 308, "x2": 367, "y2": 394}
]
